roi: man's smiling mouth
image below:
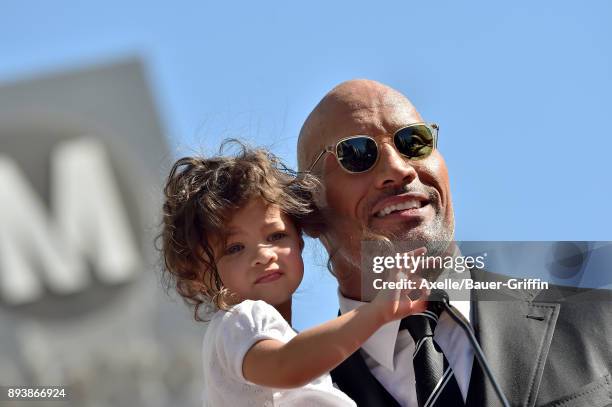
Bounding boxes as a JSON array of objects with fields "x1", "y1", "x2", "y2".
[
  {"x1": 372, "y1": 193, "x2": 430, "y2": 218},
  {"x1": 374, "y1": 199, "x2": 428, "y2": 218}
]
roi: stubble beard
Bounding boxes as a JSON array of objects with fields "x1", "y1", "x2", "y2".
[{"x1": 326, "y1": 212, "x2": 454, "y2": 277}]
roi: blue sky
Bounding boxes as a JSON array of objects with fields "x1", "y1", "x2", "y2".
[{"x1": 1, "y1": 0, "x2": 611, "y2": 330}]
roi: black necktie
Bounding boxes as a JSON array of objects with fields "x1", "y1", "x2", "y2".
[{"x1": 400, "y1": 304, "x2": 465, "y2": 407}]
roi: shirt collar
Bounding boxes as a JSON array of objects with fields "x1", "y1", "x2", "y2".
[{"x1": 337, "y1": 269, "x2": 472, "y2": 372}]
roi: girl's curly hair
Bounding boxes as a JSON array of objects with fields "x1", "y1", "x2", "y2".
[{"x1": 158, "y1": 140, "x2": 323, "y2": 321}]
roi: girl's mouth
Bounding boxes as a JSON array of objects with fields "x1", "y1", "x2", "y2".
[{"x1": 255, "y1": 271, "x2": 283, "y2": 284}]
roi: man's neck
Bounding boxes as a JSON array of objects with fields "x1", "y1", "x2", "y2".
[
  {"x1": 332, "y1": 256, "x2": 365, "y2": 301},
  {"x1": 338, "y1": 283, "x2": 362, "y2": 302}
]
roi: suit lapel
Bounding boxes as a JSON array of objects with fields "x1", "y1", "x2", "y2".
[
  {"x1": 330, "y1": 347, "x2": 401, "y2": 407},
  {"x1": 469, "y1": 269, "x2": 560, "y2": 407}
]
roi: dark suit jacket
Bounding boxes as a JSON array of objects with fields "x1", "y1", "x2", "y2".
[{"x1": 331, "y1": 269, "x2": 612, "y2": 407}]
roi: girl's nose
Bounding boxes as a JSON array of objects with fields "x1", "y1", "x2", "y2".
[{"x1": 251, "y1": 245, "x2": 278, "y2": 267}]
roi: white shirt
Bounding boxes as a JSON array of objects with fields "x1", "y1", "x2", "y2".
[
  {"x1": 338, "y1": 279, "x2": 474, "y2": 407},
  {"x1": 201, "y1": 299, "x2": 356, "y2": 407}
]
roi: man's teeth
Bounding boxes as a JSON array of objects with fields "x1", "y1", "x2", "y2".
[{"x1": 376, "y1": 200, "x2": 421, "y2": 217}]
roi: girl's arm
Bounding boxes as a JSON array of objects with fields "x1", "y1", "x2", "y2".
[{"x1": 242, "y1": 249, "x2": 428, "y2": 389}]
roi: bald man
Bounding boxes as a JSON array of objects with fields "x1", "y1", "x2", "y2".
[{"x1": 297, "y1": 80, "x2": 612, "y2": 407}]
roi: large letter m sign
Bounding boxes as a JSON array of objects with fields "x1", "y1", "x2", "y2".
[{"x1": 0, "y1": 138, "x2": 141, "y2": 305}]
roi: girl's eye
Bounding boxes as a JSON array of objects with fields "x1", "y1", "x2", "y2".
[
  {"x1": 268, "y1": 232, "x2": 287, "y2": 242},
  {"x1": 225, "y1": 244, "x2": 244, "y2": 255}
]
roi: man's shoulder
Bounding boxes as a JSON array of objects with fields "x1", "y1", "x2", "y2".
[{"x1": 470, "y1": 267, "x2": 612, "y2": 303}]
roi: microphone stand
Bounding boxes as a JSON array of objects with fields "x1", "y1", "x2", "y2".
[{"x1": 430, "y1": 290, "x2": 511, "y2": 407}]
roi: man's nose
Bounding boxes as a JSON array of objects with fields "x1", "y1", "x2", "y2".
[
  {"x1": 251, "y1": 245, "x2": 278, "y2": 267},
  {"x1": 373, "y1": 142, "x2": 417, "y2": 189}
]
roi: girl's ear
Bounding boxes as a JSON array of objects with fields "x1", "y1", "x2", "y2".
[{"x1": 299, "y1": 236, "x2": 305, "y2": 252}]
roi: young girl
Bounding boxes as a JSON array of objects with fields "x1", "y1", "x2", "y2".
[{"x1": 160, "y1": 142, "x2": 426, "y2": 406}]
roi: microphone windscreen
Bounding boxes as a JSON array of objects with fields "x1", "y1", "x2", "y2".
[
  {"x1": 429, "y1": 289, "x2": 449, "y2": 303},
  {"x1": 428, "y1": 289, "x2": 449, "y2": 315}
]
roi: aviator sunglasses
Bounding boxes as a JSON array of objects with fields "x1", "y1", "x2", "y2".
[{"x1": 306, "y1": 122, "x2": 439, "y2": 174}]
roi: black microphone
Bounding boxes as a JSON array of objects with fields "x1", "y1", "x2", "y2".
[{"x1": 429, "y1": 289, "x2": 511, "y2": 407}]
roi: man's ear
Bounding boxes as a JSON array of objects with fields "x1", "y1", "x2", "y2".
[
  {"x1": 300, "y1": 209, "x2": 326, "y2": 238},
  {"x1": 302, "y1": 225, "x2": 321, "y2": 239},
  {"x1": 318, "y1": 233, "x2": 331, "y2": 251}
]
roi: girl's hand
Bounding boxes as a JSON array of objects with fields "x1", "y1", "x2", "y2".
[{"x1": 370, "y1": 247, "x2": 430, "y2": 324}]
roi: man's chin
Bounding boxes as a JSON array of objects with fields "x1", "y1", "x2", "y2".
[
  {"x1": 369, "y1": 224, "x2": 429, "y2": 242},
  {"x1": 367, "y1": 225, "x2": 452, "y2": 255}
]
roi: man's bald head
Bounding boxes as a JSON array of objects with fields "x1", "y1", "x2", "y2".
[{"x1": 297, "y1": 79, "x2": 420, "y2": 172}]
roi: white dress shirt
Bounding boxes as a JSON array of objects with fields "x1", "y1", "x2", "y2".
[{"x1": 337, "y1": 275, "x2": 474, "y2": 407}]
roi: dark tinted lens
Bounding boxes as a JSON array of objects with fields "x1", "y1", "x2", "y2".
[
  {"x1": 394, "y1": 125, "x2": 434, "y2": 159},
  {"x1": 336, "y1": 137, "x2": 378, "y2": 173}
]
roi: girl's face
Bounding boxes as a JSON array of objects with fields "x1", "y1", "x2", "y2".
[{"x1": 215, "y1": 198, "x2": 304, "y2": 307}]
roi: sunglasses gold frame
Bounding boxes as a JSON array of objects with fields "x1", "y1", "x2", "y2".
[{"x1": 306, "y1": 122, "x2": 439, "y2": 174}]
